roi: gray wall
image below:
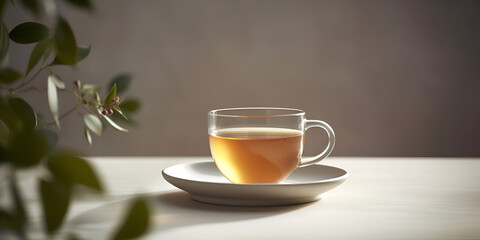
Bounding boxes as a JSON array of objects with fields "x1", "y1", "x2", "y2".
[{"x1": 6, "y1": 0, "x2": 480, "y2": 156}]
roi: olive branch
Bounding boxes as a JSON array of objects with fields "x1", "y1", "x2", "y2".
[{"x1": 0, "y1": 0, "x2": 148, "y2": 239}]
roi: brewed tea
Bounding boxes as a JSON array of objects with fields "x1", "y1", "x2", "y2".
[{"x1": 209, "y1": 127, "x2": 303, "y2": 184}]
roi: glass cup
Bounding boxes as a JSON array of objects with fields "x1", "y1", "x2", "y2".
[{"x1": 208, "y1": 107, "x2": 335, "y2": 184}]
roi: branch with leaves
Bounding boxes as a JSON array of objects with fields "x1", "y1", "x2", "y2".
[{"x1": 0, "y1": 0, "x2": 147, "y2": 239}]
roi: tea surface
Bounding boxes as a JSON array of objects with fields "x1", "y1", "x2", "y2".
[{"x1": 209, "y1": 127, "x2": 303, "y2": 184}]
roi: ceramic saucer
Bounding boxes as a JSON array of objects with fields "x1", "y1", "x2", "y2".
[{"x1": 162, "y1": 161, "x2": 348, "y2": 206}]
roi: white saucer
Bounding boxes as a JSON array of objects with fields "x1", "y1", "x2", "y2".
[{"x1": 162, "y1": 161, "x2": 348, "y2": 206}]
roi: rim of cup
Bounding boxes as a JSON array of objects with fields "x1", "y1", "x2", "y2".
[{"x1": 208, "y1": 107, "x2": 305, "y2": 118}]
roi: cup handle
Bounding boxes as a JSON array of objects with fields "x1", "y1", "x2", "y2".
[{"x1": 299, "y1": 120, "x2": 335, "y2": 167}]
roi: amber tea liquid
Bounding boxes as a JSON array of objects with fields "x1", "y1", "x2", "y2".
[{"x1": 209, "y1": 127, "x2": 303, "y2": 184}]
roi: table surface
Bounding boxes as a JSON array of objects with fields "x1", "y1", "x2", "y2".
[{"x1": 21, "y1": 157, "x2": 480, "y2": 239}]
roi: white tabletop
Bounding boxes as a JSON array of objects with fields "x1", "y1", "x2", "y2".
[{"x1": 45, "y1": 157, "x2": 480, "y2": 239}]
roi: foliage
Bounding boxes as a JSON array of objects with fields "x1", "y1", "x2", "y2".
[{"x1": 0, "y1": 0, "x2": 148, "y2": 239}]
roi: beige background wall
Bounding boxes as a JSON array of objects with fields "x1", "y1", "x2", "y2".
[{"x1": 6, "y1": 0, "x2": 480, "y2": 156}]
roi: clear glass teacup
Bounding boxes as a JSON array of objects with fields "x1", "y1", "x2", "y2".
[{"x1": 208, "y1": 107, "x2": 335, "y2": 184}]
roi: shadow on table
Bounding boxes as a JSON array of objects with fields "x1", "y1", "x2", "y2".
[
  {"x1": 151, "y1": 191, "x2": 314, "y2": 231},
  {"x1": 69, "y1": 190, "x2": 315, "y2": 237}
]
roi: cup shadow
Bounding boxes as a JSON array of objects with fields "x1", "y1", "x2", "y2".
[
  {"x1": 151, "y1": 191, "x2": 315, "y2": 231},
  {"x1": 68, "y1": 190, "x2": 316, "y2": 237}
]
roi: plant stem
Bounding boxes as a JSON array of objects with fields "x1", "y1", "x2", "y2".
[
  {"x1": 13, "y1": 67, "x2": 45, "y2": 93},
  {"x1": 44, "y1": 103, "x2": 81, "y2": 126},
  {"x1": 14, "y1": 87, "x2": 81, "y2": 103},
  {"x1": 13, "y1": 86, "x2": 47, "y2": 94},
  {"x1": 60, "y1": 88, "x2": 81, "y2": 101},
  {"x1": 83, "y1": 104, "x2": 101, "y2": 117}
]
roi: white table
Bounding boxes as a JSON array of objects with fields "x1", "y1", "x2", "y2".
[{"x1": 57, "y1": 157, "x2": 480, "y2": 239}]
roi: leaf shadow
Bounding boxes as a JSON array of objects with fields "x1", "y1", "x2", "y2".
[{"x1": 68, "y1": 190, "x2": 316, "y2": 238}]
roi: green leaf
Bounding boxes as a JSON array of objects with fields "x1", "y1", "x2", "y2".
[
  {"x1": 54, "y1": 17, "x2": 77, "y2": 65},
  {"x1": 113, "y1": 107, "x2": 128, "y2": 120},
  {"x1": 104, "y1": 116, "x2": 128, "y2": 132},
  {"x1": 104, "y1": 83, "x2": 116, "y2": 105},
  {"x1": 43, "y1": 43, "x2": 53, "y2": 62},
  {"x1": 0, "y1": 47, "x2": 9, "y2": 69},
  {"x1": 0, "y1": 96, "x2": 9, "y2": 122},
  {"x1": 110, "y1": 110, "x2": 131, "y2": 123},
  {"x1": 111, "y1": 199, "x2": 149, "y2": 240},
  {"x1": 37, "y1": 128, "x2": 58, "y2": 153},
  {"x1": 40, "y1": 179, "x2": 70, "y2": 233},
  {"x1": 0, "y1": 98, "x2": 39, "y2": 165},
  {"x1": 19, "y1": 0, "x2": 40, "y2": 16},
  {"x1": 83, "y1": 114, "x2": 102, "y2": 136},
  {"x1": 47, "y1": 154, "x2": 103, "y2": 191},
  {"x1": 64, "y1": 0, "x2": 92, "y2": 11},
  {"x1": 0, "y1": 209, "x2": 15, "y2": 231},
  {"x1": 11, "y1": 179, "x2": 27, "y2": 236},
  {"x1": 0, "y1": 68, "x2": 22, "y2": 84},
  {"x1": 47, "y1": 74, "x2": 61, "y2": 129},
  {"x1": 119, "y1": 99, "x2": 140, "y2": 113},
  {"x1": 0, "y1": 23, "x2": 10, "y2": 68},
  {"x1": 50, "y1": 45, "x2": 90, "y2": 66},
  {"x1": 81, "y1": 83, "x2": 100, "y2": 95},
  {"x1": 4, "y1": 97, "x2": 36, "y2": 132},
  {"x1": 9, "y1": 22, "x2": 51, "y2": 44},
  {"x1": 0, "y1": 146, "x2": 7, "y2": 164},
  {"x1": 50, "y1": 74, "x2": 65, "y2": 89},
  {"x1": 84, "y1": 128, "x2": 92, "y2": 147},
  {"x1": 27, "y1": 38, "x2": 52, "y2": 74},
  {"x1": 9, "y1": 129, "x2": 49, "y2": 167},
  {"x1": 95, "y1": 91, "x2": 101, "y2": 103},
  {"x1": 0, "y1": 122, "x2": 7, "y2": 146},
  {"x1": 0, "y1": 1, "x2": 8, "y2": 22},
  {"x1": 108, "y1": 73, "x2": 131, "y2": 95}
]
